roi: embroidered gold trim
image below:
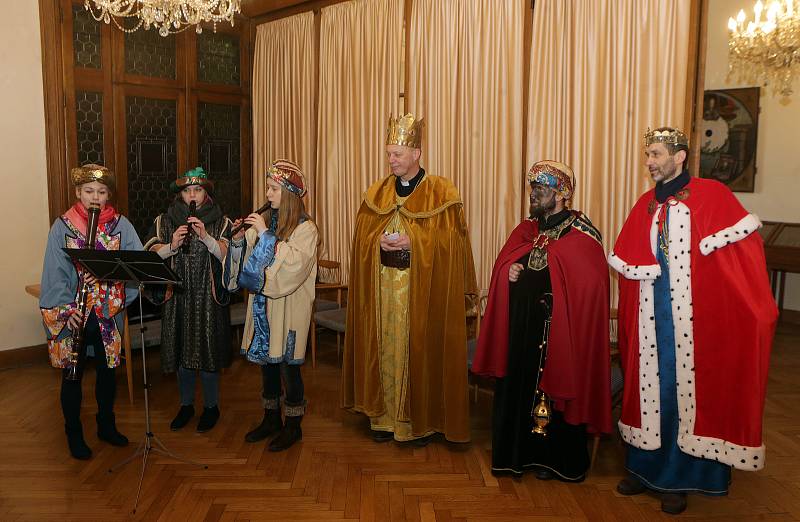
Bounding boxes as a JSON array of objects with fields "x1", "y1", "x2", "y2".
[{"x1": 527, "y1": 216, "x2": 576, "y2": 271}]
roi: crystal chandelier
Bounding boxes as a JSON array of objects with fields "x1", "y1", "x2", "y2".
[
  {"x1": 85, "y1": 0, "x2": 241, "y2": 37},
  {"x1": 728, "y1": 0, "x2": 800, "y2": 96}
]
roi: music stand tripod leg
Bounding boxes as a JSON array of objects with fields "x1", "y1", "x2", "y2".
[
  {"x1": 108, "y1": 438, "x2": 145, "y2": 472},
  {"x1": 107, "y1": 283, "x2": 205, "y2": 514}
]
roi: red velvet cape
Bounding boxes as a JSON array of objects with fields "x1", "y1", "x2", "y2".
[
  {"x1": 609, "y1": 178, "x2": 777, "y2": 470},
  {"x1": 472, "y1": 215, "x2": 612, "y2": 434}
]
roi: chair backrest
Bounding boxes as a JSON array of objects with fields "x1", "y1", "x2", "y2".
[
  {"x1": 609, "y1": 308, "x2": 618, "y2": 337},
  {"x1": 468, "y1": 292, "x2": 490, "y2": 338},
  {"x1": 317, "y1": 259, "x2": 341, "y2": 284}
]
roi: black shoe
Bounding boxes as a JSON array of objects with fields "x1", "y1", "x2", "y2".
[
  {"x1": 170, "y1": 405, "x2": 195, "y2": 431},
  {"x1": 65, "y1": 424, "x2": 92, "y2": 460},
  {"x1": 534, "y1": 469, "x2": 554, "y2": 481},
  {"x1": 661, "y1": 493, "x2": 687, "y2": 515},
  {"x1": 616, "y1": 476, "x2": 647, "y2": 496},
  {"x1": 410, "y1": 434, "x2": 435, "y2": 447},
  {"x1": 97, "y1": 413, "x2": 129, "y2": 447},
  {"x1": 197, "y1": 406, "x2": 220, "y2": 433},
  {"x1": 371, "y1": 429, "x2": 394, "y2": 443},
  {"x1": 245, "y1": 409, "x2": 282, "y2": 443},
  {"x1": 269, "y1": 416, "x2": 302, "y2": 452}
]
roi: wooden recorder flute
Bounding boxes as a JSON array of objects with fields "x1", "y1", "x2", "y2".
[{"x1": 229, "y1": 201, "x2": 271, "y2": 236}]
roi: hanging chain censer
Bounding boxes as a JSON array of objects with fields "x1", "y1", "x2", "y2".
[{"x1": 531, "y1": 293, "x2": 553, "y2": 435}]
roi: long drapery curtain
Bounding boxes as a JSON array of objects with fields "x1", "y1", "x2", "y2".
[
  {"x1": 252, "y1": 13, "x2": 316, "y2": 212},
  {"x1": 251, "y1": 0, "x2": 694, "y2": 292},
  {"x1": 527, "y1": 0, "x2": 691, "y2": 256},
  {"x1": 315, "y1": 0, "x2": 404, "y2": 280},
  {"x1": 407, "y1": 0, "x2": 525, "y2": 290}
]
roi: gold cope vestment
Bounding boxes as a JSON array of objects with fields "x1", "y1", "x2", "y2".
[{"x1": 342, "y1": 173, "x2": 478, "y2": 442}]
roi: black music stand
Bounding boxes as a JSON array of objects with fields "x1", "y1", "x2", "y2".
[{"x1": 63, "y1": 248, "x2": 206, "y2": 514}]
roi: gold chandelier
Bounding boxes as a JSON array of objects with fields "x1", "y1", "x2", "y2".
[
  {"x1": 84, "y1": 0, "x2": 241, "y2": 37},
  {"x1": 728, "y1": 0, "x2": 800, "y2": 96}
]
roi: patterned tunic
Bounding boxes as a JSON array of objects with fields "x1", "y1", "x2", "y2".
[
  {"x1": 39, "y1": 209, "x2": 142, "y2": 368},
  {"x1": 144, "y1": 201, "x2": 232, "y2": 373}
]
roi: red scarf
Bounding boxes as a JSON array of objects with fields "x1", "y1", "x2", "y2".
[{"x1": 66, "y1": 202, "x2": 118, "y2": 237}]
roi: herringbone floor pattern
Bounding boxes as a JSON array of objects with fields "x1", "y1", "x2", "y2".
[{"x1": 1, "y1": 324, "x2": 798, "y2": 521}]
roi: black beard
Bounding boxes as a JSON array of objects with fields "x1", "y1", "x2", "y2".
[{"x1": 530, "y1": 195, "x2": 556, "y2": 218}]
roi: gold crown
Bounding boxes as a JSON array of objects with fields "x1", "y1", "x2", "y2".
[
  {"x1": 386, "y1": 113, "x2": 424, "y2": 148},
  {"x1": 644, "y1": 127, "x2": 689, "y2": 147},
  {"x1": 70, "y1": 164, "x2": 116, "y2": 190}
]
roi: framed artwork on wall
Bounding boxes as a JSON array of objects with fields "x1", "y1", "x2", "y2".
[{"x1": 699, "y1": 87, "x2": 759, "y2": 192}]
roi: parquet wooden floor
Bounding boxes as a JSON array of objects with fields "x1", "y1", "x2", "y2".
[{"x1": 1, "y1": 323, "x2": 798, "y2": 521}]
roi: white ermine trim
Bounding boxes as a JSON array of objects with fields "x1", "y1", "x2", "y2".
[
  {"x1": 699, "y1": 213, "x2": 761, "y2": 255},
  {"x1": 676, "y1": 435, "x2": 766, "y2": 471},
  {"x1": 618, "y1": 278, "x2": 662, "y2": 449},
  {"x1": 662, "y1": 203, "x2": 698, "y2": 442},
  {"x1": 607, "y1": 252, "x2": 661, "y2": 281}
]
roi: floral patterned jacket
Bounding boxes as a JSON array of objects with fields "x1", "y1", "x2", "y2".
[{"x1": 39, "y1": 208, "x2": 142, "y2": 368}]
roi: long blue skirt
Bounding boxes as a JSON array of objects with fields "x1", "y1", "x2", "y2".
[{"x1": 625, "y1": 235, "x2": 730, "y2": 495}]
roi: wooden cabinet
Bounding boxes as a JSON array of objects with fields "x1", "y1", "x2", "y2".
[{"x1": 760, "y1": 221, "x2": 800, "y2": 313}]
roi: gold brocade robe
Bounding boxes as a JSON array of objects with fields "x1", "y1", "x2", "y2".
[{"x1": 342, "y1": 174, "x2": 478, "y2": 442}]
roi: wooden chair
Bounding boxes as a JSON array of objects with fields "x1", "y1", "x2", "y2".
[
  {"x1": 309, "y1": 260, "x2": 348, "y2": 368},
  {"x1": 590, "y1": 307, "x2": 621, "y2": 470},
  {"x1": 122, "y1": 313, "x2": 134, "y2": 404},
  {"x1": 229, "y1": 299, "x2": 248, "y2": 348},
  {"x1": 124, "y1": 302, "x2": 166, "y2": 400},
  {"x1": 466, "y1": 292, "x2": 489, "y2": 403}
]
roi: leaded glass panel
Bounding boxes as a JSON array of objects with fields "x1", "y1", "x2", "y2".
[
  {"x1": 124, "y1": 30, "x2": 177, "y2": 79},
  {"x1": 198, "y1": 102, "x2": 241, "y2": 215},
  {"x1": 197, "y1": 32, "x2": 240, "y2": 85},
  {"x1": 73, "y1": 6, "x2": 101, "y2": 69},
  {"x1": 126, "y1": 96, "x2": 178, "y2": 235},
  {"x1": 76, "y1": 91, "x2": 104, "y2": 166}
]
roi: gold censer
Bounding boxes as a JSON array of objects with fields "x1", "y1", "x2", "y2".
[{"x1": 531, "y1": 391, "x2": 552, "y2": 435}]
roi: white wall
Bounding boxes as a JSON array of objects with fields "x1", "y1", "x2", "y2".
[
  {"x1": 706, "y1": 0, "x2": 800, "y2": 310},
  {"x1": 0, "y1": 2, "x2": 51, "y2": 350}
]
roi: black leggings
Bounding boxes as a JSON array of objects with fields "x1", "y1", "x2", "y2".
[
  {"x1": 60, "y1": 311, "x2": 116, "y2": 428},
  {"x1": 261, "y1": 363, "x2": 304, "y2": 408}
]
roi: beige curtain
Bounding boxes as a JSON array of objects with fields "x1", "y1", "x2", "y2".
[
  {"x1": 526, "y1": 0, "x2": 691, "y2": 257},
  {"x1": 252, "y1": 13, "x2": 316, "y2": 212},
  {"x1": 316, "y1": 0, "x2": 404, "y2": 280},
  {"x1": 407, "y1": 0, "x2": 525, "y2": 290}
]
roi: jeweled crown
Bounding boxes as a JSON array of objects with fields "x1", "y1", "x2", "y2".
[
  {"x1": 644, "y1": 127, "x2": 689, "y2": 147},
  {"x1": 386, "y1": 113, "x2": 424, "y2": 149}
]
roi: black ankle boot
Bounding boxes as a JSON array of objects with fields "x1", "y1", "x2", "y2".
[
  {"x1": 65, "y1": 423, "x2": 92, "y2": 460},
  {"x1": 170, "y1": 405, "x2": 195, "y2": 431},
  {"x1": 245, "y1": 409, "x2": 282, "y2": 443},
  {"x1": 661, "y1": 492, "x2": 688, "y2": 515},
  {"x1": 97, "y1": 413, "x2": 128, "y2": 446},
  {"x1": 269, "y1": 415, "x2": 302, "y2": 452},
  {"x1": 616, "y1": 475, "x2": 647, "y2": 496},
  {"x1": 197, "y1": 406, "x2": 220, "y2": 433}
]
